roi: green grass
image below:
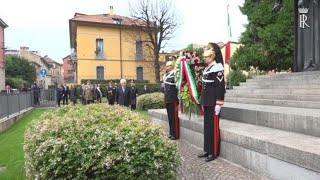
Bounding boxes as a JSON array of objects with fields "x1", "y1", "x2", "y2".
[
  {"x1": 0, "y1": 109, "x2": 47, "y2": 180},
  {"x1": 0, "y1": 107, "x2": 149, "y2": 179},
  {"x1": 136, "y1": 110, "x2": 149, "y2": 120}
]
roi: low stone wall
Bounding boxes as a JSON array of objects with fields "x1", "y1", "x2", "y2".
[
  {"x1": 149, "y1": 109, "x2": 320, "y2": 180},
  {"x1": 0, "y1": 107, "x2": 33, "y2": 133}
]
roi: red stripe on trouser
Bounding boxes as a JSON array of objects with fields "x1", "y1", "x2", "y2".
[
  {"x1": 213, "y1": 114, "x2": 220, "y2": 158},
  {"x1": 174, "y1": 102, "x2": 179, "y2": 139}
]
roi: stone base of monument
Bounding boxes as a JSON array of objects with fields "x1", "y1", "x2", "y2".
[{"x1": 149, "y1": 71, "x2": 320, "y2": 180}]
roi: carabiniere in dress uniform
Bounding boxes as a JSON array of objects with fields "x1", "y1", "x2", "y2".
[
  {"x1": 163, "y1": 60, "x2": 179, "y2": 140},
  {"x1": 198, "y1": 43, "x2": 225, "y2": 162}
]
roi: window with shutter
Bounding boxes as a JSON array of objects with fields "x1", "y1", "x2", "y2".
[
  {"x1": 96, "y1": 66, "x2": 104, "y2": 80},
  {"x1": 136, "y1": 41, "x2": 144, "y2": 60},
  {"x1": 95, "y1": 39, "x2": 104, "y2": 59},
  {"x1": 136, "y1": 67, "x2": 143, "y2": 80}
]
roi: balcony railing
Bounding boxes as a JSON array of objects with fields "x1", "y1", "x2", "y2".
[{"x1": 95, "y1": 51, "x2": 105, "y2": 59}]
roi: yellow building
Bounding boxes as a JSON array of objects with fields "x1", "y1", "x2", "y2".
[{"x1": 69, "y1": 9, "x2": 156, "y2": 84}]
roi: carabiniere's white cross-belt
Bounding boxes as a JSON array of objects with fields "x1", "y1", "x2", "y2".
[{"x1": 202, "y1": 78, "x2": 215, "y2": 83}]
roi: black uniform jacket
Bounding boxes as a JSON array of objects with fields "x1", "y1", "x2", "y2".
[
  {"x1": 201, "y1": 63, "x2": 225, "y2": 106},
  {"x1": 163, "y1": 71, "x2": 178, "y2": 103}
]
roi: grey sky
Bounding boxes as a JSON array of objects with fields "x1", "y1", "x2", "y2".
[{"x1": 0, "y1": 0, "x2": 247, "y2": 63}]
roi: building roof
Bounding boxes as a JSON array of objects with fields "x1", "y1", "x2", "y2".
[
  {"x1": 0, "y1": 18, "x2": 8, "y2": 28},
  {"x1": 44, "y1": 56, "x2": 62, "y2": 65},
  {"x1": 69, "y1": 13, "x2": 156, "y2": 49},
  {"x1": 70, "y1": 13, "x2": 147, "y2": 27}
]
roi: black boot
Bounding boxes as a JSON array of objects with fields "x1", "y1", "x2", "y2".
[
  {"x1": 205, "y1": 155, "x2": 215, "y2": 162},
  {"x1": 198, "y1": 152, "x2": 209, "y2": 158},
  {"x1": 272, "y1": 0, "x2": 283, "y2": 12}
]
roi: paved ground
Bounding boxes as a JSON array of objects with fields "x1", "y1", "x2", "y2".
[{"x1": 177, "y1": 140, "x2": 268, "y2": 180}]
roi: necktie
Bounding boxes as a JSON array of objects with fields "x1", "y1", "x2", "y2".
[{"x1": 122, "y1": 87, "x2": 125, "y2": 92}]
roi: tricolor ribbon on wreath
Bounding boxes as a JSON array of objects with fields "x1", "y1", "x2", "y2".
[{"x1": 175, "y1": 51, "x2": 205, "y2": 115}]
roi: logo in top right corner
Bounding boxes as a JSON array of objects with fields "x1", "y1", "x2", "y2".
[{"x1": 299, "y1": 8, "x2": 310, "y2": 29}]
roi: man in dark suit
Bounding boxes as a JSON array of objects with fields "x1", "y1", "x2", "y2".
[
  {"x1": 143, "y1": 85, "x2": 150, "y2": 94},
  {"x1": 163, "y1": 61, "x2": 179, "y2": 140},
  {"x1": 63, "y1": 84, "x2": 69, "y2": 105},
  {"x1": 130, "y1": 80, "x2": 138, "y2": 110},
  {"x1": 115, "y1": 79, "x2": 131, "y2": 107},
  {"x1": 107, "y1": 81, "x2": 117, "y2": 105}
]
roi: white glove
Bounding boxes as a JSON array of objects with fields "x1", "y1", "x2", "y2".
[{"x1": 215, "y1": 105, "x2": 221, "y2": 115}]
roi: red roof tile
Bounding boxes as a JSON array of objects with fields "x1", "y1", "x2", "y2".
[{"x1": 70, "y1": 13, "x2": 147, "y2": 27}]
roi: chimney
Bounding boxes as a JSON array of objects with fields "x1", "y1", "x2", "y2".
[{"x1": 109, "y1": 6, "x2": 114, "y2": 15}]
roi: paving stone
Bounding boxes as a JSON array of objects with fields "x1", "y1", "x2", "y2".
[{"x1": 176, "y1": 140, "x2": 268, "y2": 180}]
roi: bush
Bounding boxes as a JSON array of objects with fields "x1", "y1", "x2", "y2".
[
  {"x1": 80, "y1": 79, "x2": 149, "y2": 84},
  {"x1": 136, "y1": 83, "x2": 161, "y2": 94},
  {"x1": 226, "y1": 69, "x2": 247, "y2": 87},
  {"x1": 24, "y1": 105, "x2": 180, "y2": 179},
  {"x1": 137, "y1": 92, "x2": 165, "y2": 110},
  {"x1": 5, "y1": 77, "x2": 27, "y2": 89}
]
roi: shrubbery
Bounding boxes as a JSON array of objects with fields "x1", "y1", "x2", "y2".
[
  {"x1": 137, "y1": 92, "x2": 165, "y2": 110},
  {"x1": 24, "y1": 105, "x2": 180, "y2": 179},
  {"x1": 5, "y1": 77, "x2": 27, "y2": 89},
  {"x1": 226, "y1": 69, "x2": 247, "y2": 87}
]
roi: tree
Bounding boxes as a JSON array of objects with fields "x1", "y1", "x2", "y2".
[
  {"x1": 232, "y1": 0, "x2": 294, "y2": 72},
  {"x1": 5, "y1": 56, "x2": 37, "y2": 85},
  {"x1": 129, "y1": 0, "x2": 178, "y2": 83}
]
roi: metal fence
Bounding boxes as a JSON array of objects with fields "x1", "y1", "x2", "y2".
[{"x1": 0, "y1": 92, "x2": 34, "y2": 119}]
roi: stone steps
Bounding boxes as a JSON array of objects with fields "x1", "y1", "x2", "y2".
[
  {"x1": 225, "y1": 97, "x2": 320, "y2": 109},
  {"x1": 221, "y1": 102, "x2": 320, "y2": 137},
  {"x1": 227, "y1": 88, "x2": 320, "y2": 95},
  {"x1": 240, "y1": 79, "x2": 320, "y2": 86},
  {"x1": 148, "y1": 109, "x2": 320, "y2": 179},
  {"x1": 252, "y1": 71, "x2": 320, "y2": 80},
  {"x1": 226, "y1": 93, "x2": 320, "y2": 102},
  {"x1": 234, "y1": 84, "x2": 320, "y2": 89},
  {"x1": 220, "y1": 120, "x2": 320, "y2": 177}
]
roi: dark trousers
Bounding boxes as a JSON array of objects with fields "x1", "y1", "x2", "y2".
[
  {"x1": 131, "y1": 104, "x2": 136, "y2": 110},
  {"x1": 165, "y1": 102, "x2": 179, "y2": 139},
  {"x1": 63, "y1": 94, "x2": 68, "y2": 105},
  {"x1": 109, "y1": 100, "x2": 115, "y2": 105},
  {"x1": 203, "y1": 106, "x2": 220, "y2": 157},
  {"x1": 86, "y1": 100, "x2": 94, "y2": 105},
  {"x1": 57, "y1": 98, "x2": 61, "y2": 107},
  {"x1": 81, "y1": 97, "x2": 86, "y2": 105}
]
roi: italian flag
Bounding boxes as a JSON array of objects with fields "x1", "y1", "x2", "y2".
[{"x1": 225, "y1": 5, "x2": 232, "y2": 64}]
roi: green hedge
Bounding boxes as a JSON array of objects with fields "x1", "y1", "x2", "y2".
[
  {"x1": 5, "y1": 77, "x2": 27, "y2": 89},
  {"x1": 24, "y1": 105, "x2": 180, "y2": 179},
  {"x1": 80, "y1": 79, "x2": 149, "y2": 84},
  {"x1": 226, "y1": 69, "x2": 247, "y2": 87},
  {"x1": 137, "y1": 92, "x2": 165, "y2": 110}
]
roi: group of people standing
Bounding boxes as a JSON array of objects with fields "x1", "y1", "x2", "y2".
[
  {"x1": 56, "y1": 79, "x2": 146, "y2": 111},
  {"x1": 164, "y1": 42, "x2": 225, "y2": 162},
  {"x1": 56, "y1": 84, "x2": 72, "y2": 107},
  {"x1": 107, "y1": 79, "x2": 138, "y2": 110}
]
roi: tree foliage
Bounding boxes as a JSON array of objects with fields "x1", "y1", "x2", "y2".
[
  {"x1": 232, "y1": 0, "x2": 294, "y2": 71},
  {"x1": 5, "y1": 56, "x2": 37, "y2": 84}
]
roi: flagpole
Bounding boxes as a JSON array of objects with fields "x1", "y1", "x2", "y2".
[{"x1": 227, "y1": 4, "x2": 232, "y2": 90}]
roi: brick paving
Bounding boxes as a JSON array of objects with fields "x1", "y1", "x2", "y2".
[{"x1": 177, "y1": 140, "x2": 268, "y2": 180}]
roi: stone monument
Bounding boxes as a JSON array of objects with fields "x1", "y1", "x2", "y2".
[{"x1": 273, "y1": 0, "x2": 320, "y2": 71}]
